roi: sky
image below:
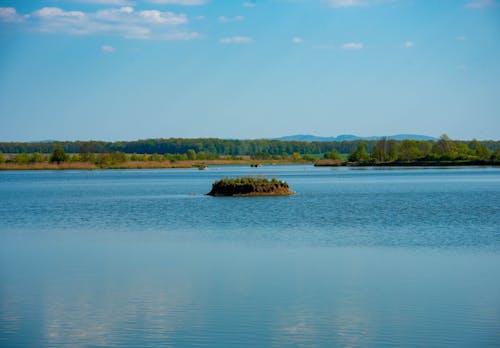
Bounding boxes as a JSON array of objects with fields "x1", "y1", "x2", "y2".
[{"x1": 0, "y1": 0, "x2": 499, "y2": 141}]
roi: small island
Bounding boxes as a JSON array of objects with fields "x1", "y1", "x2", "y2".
[{"x1": 207, "y1": 177, "x2": 294, "y2": 197}]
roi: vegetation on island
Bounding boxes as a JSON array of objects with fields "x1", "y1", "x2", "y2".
[
  {"x1": 0, "y1": 135, "x2": 499, "y2": 169},
  {"x1": 207, "y1": 177, "x2": 293, "y2": 196}
]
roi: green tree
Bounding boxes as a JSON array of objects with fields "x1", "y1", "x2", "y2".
[
  {"x1": 15, "y1": 153, "x2": 30, "y2": 164},
  {"x1": 80, "y1": 152, "x2": 95, "y2": 162},
  {"x1": 70, "y1": 154, "x2": 82, "y2": 162},
  {"x1": 186, "y1": 149, "x2": 196, "y2": 160},
  {"x1": 292, "y1": 152, "x2": 302, "y2": 161},
  {"x1": 0, "y1": 152, "x2": 6, "y2": 164},
  {"x1": 372, "y1": 138, "x2": 388, "y2": 162},
  {"x1": 110, "y1": 151, "x2": 128, "y2": 163},
  {"x1": 302, "y1": 154, "x2": 316, "y2": 162},
  {"x1": 50, "y1": 145, "x2": 68, "y2": 164},
  {"x1": 348, "y1": 144, "x2": 370, "y2": 162},
  {"x1": 95, "y1": 153, "x2": 113, "y2": 166},
  {"x1": 417, "y1": 141, "x2": 432, "y2": 158},
  {"x1": 492, "y1": 149, "x2": 500, "y2": 161},
  {"x1": 386, "y1": 140, "x2": 399, "y2": 161},
  {"x1": 454, "y1": 142, "x2": 472, "y2": 160},
  {"x1": 432, "y1": 134, "x2": 454, "y2": 160},
  {"x1": 324, "y1": 150, "x2": 341, "y2": 160},
  {"x1": 131, "y1": 153, "x2": 147, "y2": 161},
  {"x1": 30, "y1": 152, "x2": 44, "y2": 163},
  {"x1": 469, "y1": 139, "x2": 491, "y2": 160},
  {"x1": 398, "y1": 140, "x2": 422, "y2": 161},
  {"x1": 149, "y1": 153, "x2": 163, "y2": 161}
]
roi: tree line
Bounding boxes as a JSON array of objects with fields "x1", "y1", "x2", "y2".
[
  {"x1": 1, "y1": 137, "x2": 499, "y2": 157},
  {"x1": 346, "y1": 135, "x2": 500, "y2": 163},
  {"x1": 1, "y1": 136, "x2": 499, "y2": 166}
]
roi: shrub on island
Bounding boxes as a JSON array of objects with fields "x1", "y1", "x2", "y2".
[{"x1": 207, "y1": 177, "x2": 293, "y2": 196}]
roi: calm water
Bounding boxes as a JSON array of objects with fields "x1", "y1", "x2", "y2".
[{"x1": 1, "y1": 166, "x2": 499, "y2": 347}]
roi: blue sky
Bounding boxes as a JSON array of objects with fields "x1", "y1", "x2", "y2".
[{"x1": 0, "y1": 0, "x2": 499, "y2": 141}]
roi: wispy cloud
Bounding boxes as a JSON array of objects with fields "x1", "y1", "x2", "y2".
[
  {"x1": 55, "y1": 0, "x2": 209, "y2": 5},
  {"x1": 147, "y1": 0, "x2": 209, "y2": 5},
  {"x1": 292, "y1": 37, "x2": 304, "y2": 44},
  {"x1": 0, "y1": 6, "x2": 200, "y2": 40},
  {"x1": 65, "y1": 0, "x2": 134, "y2": 5},
  {"x1": 403, "y1": 40, "x2": 414, "y2": 48},
  {"x1": 325, "y1": 0, "x2": 397, "y2": 8},
  {"x1": 0, "y1": 7, "x2": 25, "y2": 22},
  {"x1": 219, "y1": 36, "x2": 253, "y2": 44},
  {"x1": 456, "y1": 64, "x2": 467, "y2": 70},
  {"x1": 327, "y1": 0, "x2": 366, "y2": 7},
  {"x1": 101, "y1": 44, "x2": 116, "y2": 53},
  {"x1": 218, "y1": 15, "x2": 244, "y2": 23},
  {"x1": 465, "y1": 0, "x2": 496, "y2": 8},
  {"x1": 456, "y1": 35, "x2": 467, "y2": 41},
  {"x1": 342, "y1": 42, "x2": 363, "y2": 50},
  {"x1": 243, "y1": 2, "x2": 257, "y2": 7}
]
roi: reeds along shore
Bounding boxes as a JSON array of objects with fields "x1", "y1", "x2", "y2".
[
  {"x1": 1, "y1": 158, "x2": 499, "y2": 170},
  {"x1": 0, "y1": 159, "x2": 311, "y2": 170}
]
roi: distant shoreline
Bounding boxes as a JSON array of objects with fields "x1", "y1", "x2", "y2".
[
  {"x1": 315, "y1": 159, "x2": 500, "y2": 167},
  {"x1": 1, "y1": 159, "x2": 499, "y2": 170},
  {"x1": 0, "y1": 159, "x2": 306, "y2": 170}
]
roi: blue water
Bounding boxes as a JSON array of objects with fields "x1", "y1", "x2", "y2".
[{"x1": 1, "y1": 166, "x2": 499, "y2": 347}]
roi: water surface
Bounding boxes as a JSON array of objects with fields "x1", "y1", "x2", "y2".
[{"x1": 1, "y1": 166, "x2": 499, "y2": 347}]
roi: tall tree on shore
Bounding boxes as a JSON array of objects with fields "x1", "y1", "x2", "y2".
[
  {"x1": 372, "y1": 138, "x2": 388, "y2": 162},
  {"x1": 186, "y1": 149, "x2": 196, "y2": 160},
  {"x1": 470, "y1": 139, "x2": 491, "y2": 160},
  {"x1": 50, "y1": 145, "x2": 68, "y2": 164},
  {"x1": 349, "y1": 144, "x2": 370, "y2": 162}
]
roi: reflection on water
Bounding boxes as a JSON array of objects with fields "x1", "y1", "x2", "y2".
[
  {"x1": 1, "y1": 166, "x2": 500, "y2": 347},
  {"x1": 2, "y1": 241, "x2": 500, "y2": 347}
]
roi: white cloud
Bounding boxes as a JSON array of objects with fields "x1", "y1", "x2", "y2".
[
  {"x1": 140, "y1": 10, "x2": 187, "y2": 24},
  {"x1": 147, "y1": 0, "x2": 208, "y2": 4},
  {"x1": 67, "y1": 0, "x2": 134, "y2": 5},
  {"x1": 466, "y1": 0, "x2": 496, "y2": 8},
  {"x1": 94, "y1": 6, "x2": 134, "y2": 22},
  {"x1": 218, "y1": 15, "x2": 244, "y2": 23},
  {"x1": 327, "y1": 0, "x2": 366, "y2": 7},
  {"x1": 403, "y1": 41, "x2": 414, "y2": 48},
  {"x1": 342, "y1": 42, "x2": 363, "y2": 50},
  {"x1": 0, "y1": 7, "x2": 24, "y2": 22},
  {"x1": 101, "y1": 44, "x2": 116, "y2": 53},
  {"x1": 3, "y1": 6, "x2": 199, "y2": 40},
  {"x1": 325, "y1": 0, "x2": 397, "y2": 7},
  {"x1": 456, "y1": 35, "x2": 467, "y2": 41},
  {"x1": 34, "y1": 7, "x2": 85, "y2": 19},
  {"x1": 219, "y1": 36, "x2": 253, "y2": 44},
  {"x1": 456, "y1": 64, "x2": 467, "y2": 70},
  {"x1": 292, "y1": 37, "x2": 304, "y2": 44},
  {"x1": 243, "y1": 2, "x2": 257, "y2": 7}
]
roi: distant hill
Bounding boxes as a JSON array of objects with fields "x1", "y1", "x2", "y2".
[{"x1": 275, "y1": 134, "x2": 437, "y2": 142}]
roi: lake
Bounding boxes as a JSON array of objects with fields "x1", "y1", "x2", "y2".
[{"x1": 1, "y1": 166, "x2": 499, "y2": 347}]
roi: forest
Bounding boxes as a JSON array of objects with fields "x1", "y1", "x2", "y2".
[{"x1": 0, "y1": 135, "x2": 499, "y2": 167}]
